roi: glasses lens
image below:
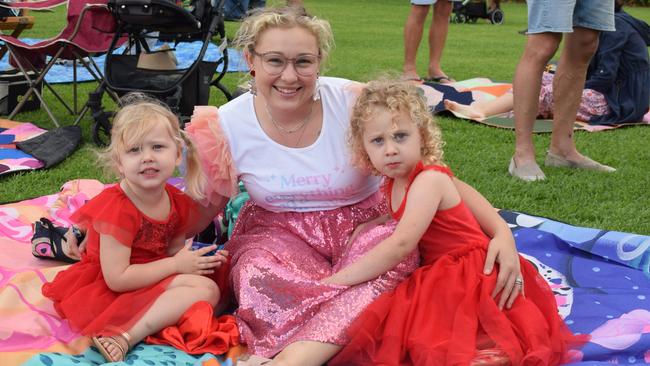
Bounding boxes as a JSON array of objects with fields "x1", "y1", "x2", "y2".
[
  {"x1": 261, "y1": 53, "x2": 287, "y2": 75},
  {"x1": 294, "y1": 55, "x2": 319, "y2": 76},
  {"x1": 260, "y1": 53, "x2": 319, "y2": 76}
]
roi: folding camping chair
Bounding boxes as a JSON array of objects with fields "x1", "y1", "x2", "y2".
[{"x1": 0, "y1": 0, "x2": 120, "y2": 127}]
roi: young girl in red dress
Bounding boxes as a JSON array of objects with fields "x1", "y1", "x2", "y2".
[
  {"x1": 42, "y1": 95, "x2": 229, "y2": 362},
  {"x1": 325, "y1": 80, "x2": 585, "y2": 365}
]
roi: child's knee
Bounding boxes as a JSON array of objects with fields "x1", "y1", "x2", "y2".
[
  {"x1": 190, "y1": 275, "x2": 221, "y2": 305},
  {"x1": 202, "y1": 280, "x2": 220, "y2": 306}
]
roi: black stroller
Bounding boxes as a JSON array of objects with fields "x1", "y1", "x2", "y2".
[
  {"x1": 89, "y1": 0, "x2": 232, "y2": 145},
  {"x1": 452, "y1": 0, "x2": 504, "y2": 25}
]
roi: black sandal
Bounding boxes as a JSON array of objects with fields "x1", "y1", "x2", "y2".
[{"x1": 31, "y1": 217, "x2": 84, "y2": 263}]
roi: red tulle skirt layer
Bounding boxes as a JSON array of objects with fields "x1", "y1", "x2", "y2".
[
  {"x1": 42, "y1": 260, "x2": 174, "y2": 336},
  {"x1": 330, "y1": 245, "x2": 587, "y2": 366}
]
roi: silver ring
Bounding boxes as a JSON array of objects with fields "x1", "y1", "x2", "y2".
[{"x1": 514, "y1": 277, "x2": 524, "y2": 286}]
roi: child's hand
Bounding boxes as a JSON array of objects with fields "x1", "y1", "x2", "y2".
[
  {"x1": 173, "y1": 242, "x2": 222, "y2": 275},
  {"x1": 484, "y1": 236, "x2": 522, "y2": 310},
  {"x1": 213, "y1": 249, "x2": 229, "y2": 267}
]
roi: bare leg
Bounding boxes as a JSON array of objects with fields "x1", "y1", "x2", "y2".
[
  {"x1": 96, "y1": 274, "x2": 220, "y2": 361},
  {"x1": 270, "y1": 340, "x2": 341, "y2": 366},
  {"x1": 549, "y1": 27, "x2": 598, "y2": 160},
  {"x1": 512, "y1": 33, "x2": 560, "y2": 169},
  {"x1": 428, "y1": 0, "x2": 453, "y2": 81},
  {"x1": 488, "y1": 0, "x2": 500, "y2": 12},
  {"x1": 444, "y1": 93, "x2": 514, "y2": 119},
  {"x1": 403, "y1": 5, "x2": 430, "y2": 80}
]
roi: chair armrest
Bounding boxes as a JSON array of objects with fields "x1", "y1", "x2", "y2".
[{"x1": 0, "y1": 14, "x2": 34, "y2": 30}]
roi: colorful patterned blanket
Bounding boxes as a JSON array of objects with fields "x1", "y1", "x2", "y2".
[
  {"x1": 0, "y1": 120, "x2": 45, "y2": 177},
  {"x1": 1, "y1": 180, "x2": 649, "y2": 365},
  {"x1": 436, "y1": 78, "x2": 650, "y2": 132}
]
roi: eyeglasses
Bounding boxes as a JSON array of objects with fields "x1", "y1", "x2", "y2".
[{"x1": 250, "y1": 49, "x2": 321, "y2": 77}]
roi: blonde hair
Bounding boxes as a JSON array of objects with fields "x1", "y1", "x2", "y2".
[
  {"x1": 233, "y1": 6, "x2": 334, "y2": 68},
  {"x1": 99, "y1": 93, "x2": 205, "y2": 200},
  {"x1": 349, "y1": 79, "x2": 444, "y2": 175}
]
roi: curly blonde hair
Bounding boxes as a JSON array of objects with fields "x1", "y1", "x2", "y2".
[
  {"x1": 349, "y1": 79, "x2": 444, "y2": 175},
  {"x1": 98, "y1": 93, "x2": 205, "y2": 200},
  {"x1": 232, "y1": 6, "x2": 334, "y2": 69}
]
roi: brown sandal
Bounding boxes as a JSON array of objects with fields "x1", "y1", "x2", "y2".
[{"x1": 92, "y1": 330, "x2": 131, "y2": 362}]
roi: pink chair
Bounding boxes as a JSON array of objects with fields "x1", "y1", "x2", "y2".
[{"x1": 0, "y1": 0, "x2": 121, "y2": 126}]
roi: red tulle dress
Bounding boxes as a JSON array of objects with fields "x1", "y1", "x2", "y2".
[
  {"x1": 42, "y1": 183, "x2": 202, "y2": 336},
  {"x1": 330, "y1": 163, "x2": 585, "y2": 366}
]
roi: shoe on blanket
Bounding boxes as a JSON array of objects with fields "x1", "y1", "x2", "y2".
[
  {"x1": 31, "y1": 217, "x2": 83, "y2": 263},
  {"x1": 92, "y1": 330, "x2": 131, "y2": 363}
]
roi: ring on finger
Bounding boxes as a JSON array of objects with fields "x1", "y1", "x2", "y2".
[{"x1": 514, "y1": 277, "x2": 524, "y2": 286}]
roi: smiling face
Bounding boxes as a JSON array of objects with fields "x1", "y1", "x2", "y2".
[
  {"x1": 116, "y1": 116, "x2": 181, "y2": 194},
  {"x1": 246, "y1": 26, "x2": 320, "y2": 113},
  {"x1": 362, "y1": 107, "x2": 423, "y2": 180}
]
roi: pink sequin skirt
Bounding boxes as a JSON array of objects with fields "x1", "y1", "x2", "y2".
[{"x1": 226, "y1": 192, "x2": 420, "y2": 357}]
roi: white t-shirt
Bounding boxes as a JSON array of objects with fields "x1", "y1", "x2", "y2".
[{"x1": 218, "y1": 77, "x2": 381, "y2": 212}]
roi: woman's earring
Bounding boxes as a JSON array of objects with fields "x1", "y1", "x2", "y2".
[
  {"x1": 248, "y1": 70, "x2": 257, "y2": 96},
  {"x1": 248, "y1": 79, "x2": 257, "y2": 96},
  {"x1": 313, "y1": 77, "x2": 321, "y2": 101}
]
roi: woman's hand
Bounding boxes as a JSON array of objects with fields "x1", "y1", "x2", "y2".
[
  {"x1": 173, "y1": 242, "x2": 226, "y2": 275},
  {"x1": 484, "y1": 234, "x2": 522, "y2": 310}
]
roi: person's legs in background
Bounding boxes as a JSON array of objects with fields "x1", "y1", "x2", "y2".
[
  {"x1": 511, "y1": 0, "x2": 615, "y2": 181},
  {"x1": 427, "y1": 0, "x2": 453, "y2": 82},
  {"x1": 403, "y1": 2, "x2": 432, "y2": 81},
  {"x1": 547, "y1": 28, "x2": 599, "y2": 161},
  {"x1": 512, "y1": 32, "x2": 560, "y2": 181},
  {"x1": 511, "y1": 0, "x2": 575, "y2": 181},
  {"x1": 488, "y1": 0, "x2": 501, "y2": 12},
  {"x1": 545, "y1": 0, "x2": 616, "y2": 172}
]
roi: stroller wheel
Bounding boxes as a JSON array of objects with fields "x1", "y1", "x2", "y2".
[
  {"x1": 454, "y1": 13, "x2": 466, "y2": 24},
  {"x1": 92, "y1": 111, "x2": 114, "y2": 147},
  {"x1": 490, "y1": 9, "x2": 504, "y2": 25}
]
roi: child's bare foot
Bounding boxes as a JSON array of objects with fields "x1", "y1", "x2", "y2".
[
  {"x1": 92, "y1": 331, "x2": 131, "y2": 362},
  {"x1": 444, "y1": 100, "x2": 486, "y2": 120}
]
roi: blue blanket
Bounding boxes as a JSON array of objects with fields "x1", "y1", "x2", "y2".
[
  {"x1": 499, "y1": 210, "x2": 650, "y2": 365},
  {"x1": 0, "y1": 39, "x2": 248, "y2": 84}
]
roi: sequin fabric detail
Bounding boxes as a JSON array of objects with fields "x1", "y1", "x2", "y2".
[
  {"x1": 226, "y1": 192, "x2": 420, "y2": 357},
  {"x1": 130, "y1": 210, "x2": 179, "y2": 264}
]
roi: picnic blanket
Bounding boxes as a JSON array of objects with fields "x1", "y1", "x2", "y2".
[
  {"x1": 0, "y1": 39, "x2": 249, "y2": 84},
  {"x1": 436, "y1": 78, "x2": 650, "y2": 132},
  {"x1": 0, "y1": 120, "x2": 45, "y2": 176},
  {"x1": 1, "y1": 179, "x2": 649, "y2": 365}
]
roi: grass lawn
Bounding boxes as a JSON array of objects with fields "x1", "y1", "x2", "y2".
[{"x1": 2, "y1": 1, "x2": 649, "y2": 234}]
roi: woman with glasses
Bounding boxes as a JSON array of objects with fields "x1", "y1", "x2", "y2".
[{"x1": 187, "y1": 6, "x2": 522, "y2": 365}]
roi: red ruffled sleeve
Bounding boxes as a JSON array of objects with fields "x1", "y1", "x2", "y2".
[
  {"x1": 185, "y1": 106, "x2": 239, "y2": 206},
  {"x1": 70, "y1": 185, "x2": 139, "y2": 247}
]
